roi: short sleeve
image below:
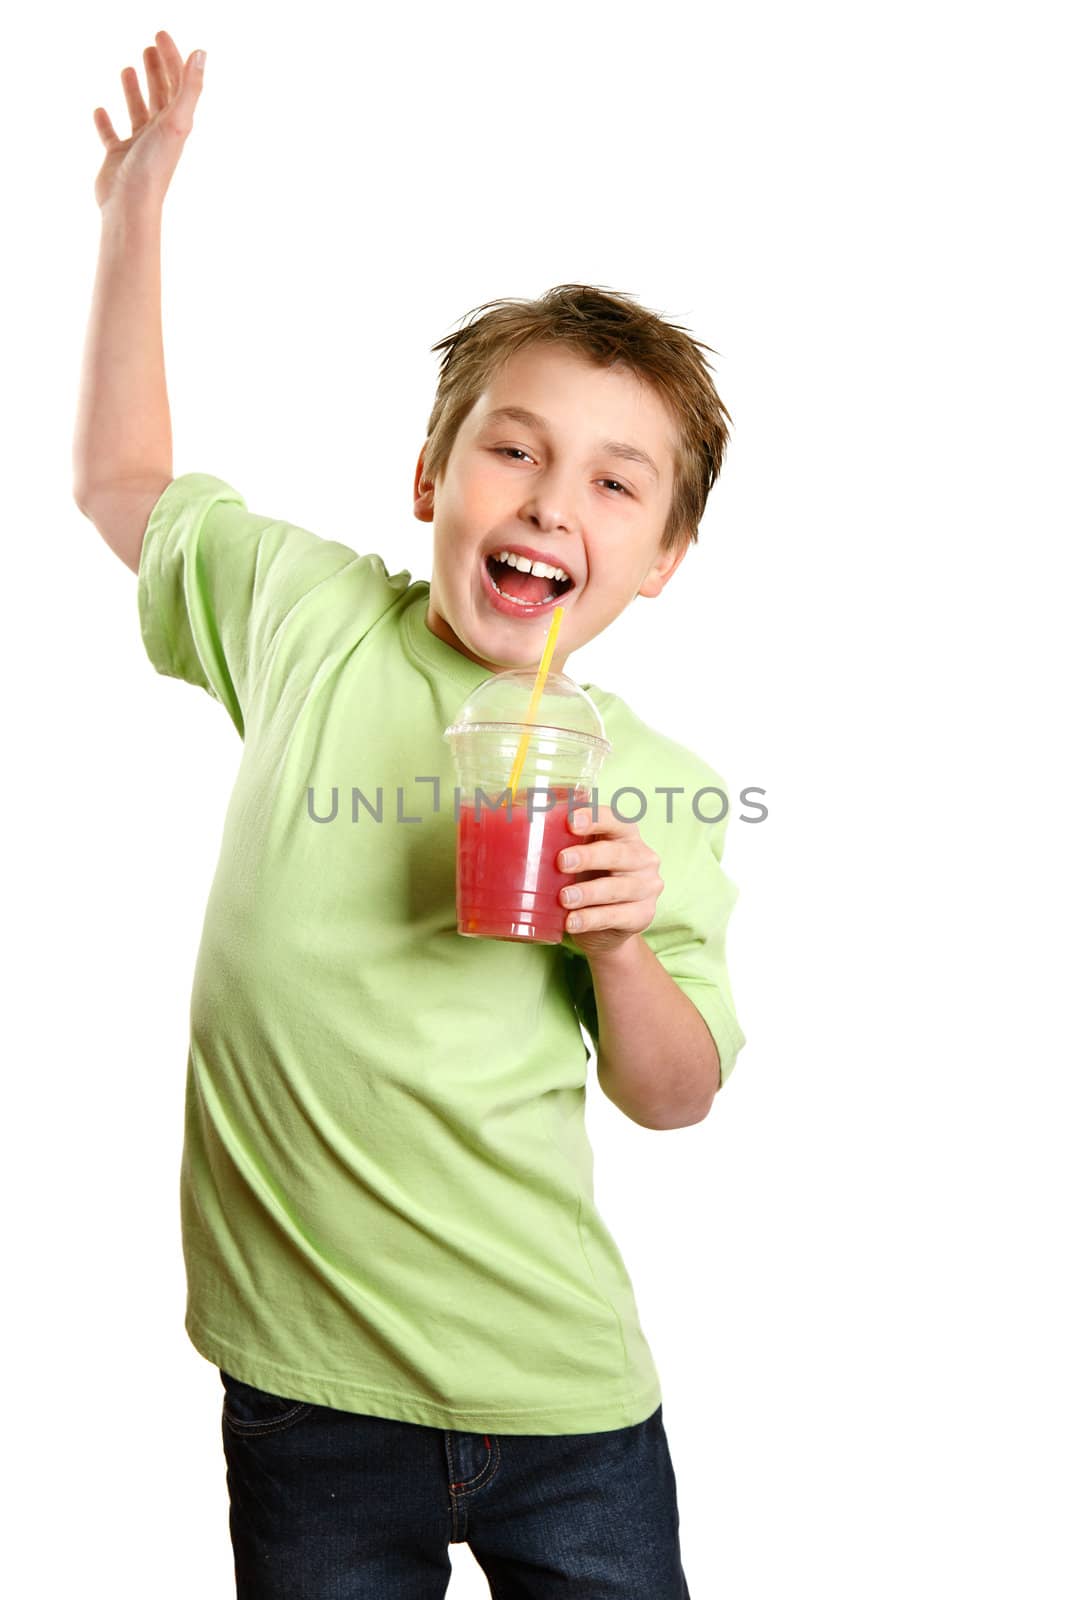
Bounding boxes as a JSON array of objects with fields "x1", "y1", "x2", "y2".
[
  {"x1": 561, "y1": 772, "x2": 746, "y2": 1091},
  {"x1": 137, "y1": 472, "x2": 397, "y2": 737},
  {"x1": 642, "y1": 790, "x2": 746, "y2": 1089}
]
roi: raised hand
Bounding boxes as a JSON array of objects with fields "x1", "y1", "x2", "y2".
[{"x1": 92, "y1": 29, "x2": 206, "y2": 213}]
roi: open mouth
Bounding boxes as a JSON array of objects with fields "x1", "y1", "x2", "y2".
[{"x1": 484, "y1": 552, "x2": 575, "y2": 611}]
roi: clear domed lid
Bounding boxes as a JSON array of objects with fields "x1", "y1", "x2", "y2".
[{"x1": 444, "y1": 669, "x2": 609, "y2": 750}]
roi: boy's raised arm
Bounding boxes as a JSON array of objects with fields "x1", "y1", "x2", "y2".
[{"x1": 73, "y1": 30, "x2": 206, "y2": 575}]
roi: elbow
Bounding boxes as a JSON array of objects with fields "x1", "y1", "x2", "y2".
[
  {"x1": 648, "y1": 1060, "x2": 721, "y2": 1130},
  {"x1": 638, "y1": 1077, "x2": 718, "y2": 1131},
  {"x1": 648, "y1": 1093, "x2": 716, "y2": 1131},
  {"x1": 600, "y1": 1049, "x2": 720, "y2": 1131},
  {"x1": 650, "y1": 1046, "x2": 721, "y2": 1130}
]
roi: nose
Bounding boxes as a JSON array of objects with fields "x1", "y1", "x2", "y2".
[{"x1": 519, "y1": 466, "x2": 576, "y2": 535}]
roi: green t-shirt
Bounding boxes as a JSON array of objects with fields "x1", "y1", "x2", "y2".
[{"x1": 138, "y1": 471, "x2": 745, "y2": 1434}]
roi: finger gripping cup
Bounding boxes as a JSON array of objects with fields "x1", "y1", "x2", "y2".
[{"x1": 443, "y1": 670, "x2": 612, "y2": 944}]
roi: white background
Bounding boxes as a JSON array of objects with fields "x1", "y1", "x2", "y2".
[{"x1": 2, "y1": 1, "x2": 1063, "y2": 1594}]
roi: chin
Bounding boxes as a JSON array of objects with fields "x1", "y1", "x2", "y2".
[{"x1": 467, "y1": 634, "x2": 536, "y2": 671}]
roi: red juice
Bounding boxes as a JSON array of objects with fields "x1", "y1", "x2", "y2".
[{"x1": 456, "y1": 784, "x2": 598, "y2": 943}]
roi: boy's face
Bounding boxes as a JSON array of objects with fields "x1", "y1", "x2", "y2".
[{"x1": 412, "y1": 343, "x2": 688, "y2": 673}]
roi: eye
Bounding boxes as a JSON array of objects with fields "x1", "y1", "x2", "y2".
[{"x1": 492, "y1": 449, "x2": 632, "y2": 497}]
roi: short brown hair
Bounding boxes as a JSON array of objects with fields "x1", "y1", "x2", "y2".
[{"x1": 422, "y1": 284, "x2": 731, "y2": 557}]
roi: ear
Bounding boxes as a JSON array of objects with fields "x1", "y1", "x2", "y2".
[
  {"x1": 637, "y1": 539, "x2": 689, "y2": 599},
  {"x1": 413, "y1": 444, "x2": 436, "y2": 524}
]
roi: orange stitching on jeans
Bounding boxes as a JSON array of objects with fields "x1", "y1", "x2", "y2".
[{"x1": 448, "y1": 1436, "x2": 497, "y2": 1494}]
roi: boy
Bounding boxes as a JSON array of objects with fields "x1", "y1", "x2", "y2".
[{"x1": 76, "y1": 32, "x2": 745, "y2": 1599}]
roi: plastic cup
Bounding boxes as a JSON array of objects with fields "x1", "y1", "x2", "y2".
[{"x1": 443, "y1": 670, "x2": 612, "y2": 944}]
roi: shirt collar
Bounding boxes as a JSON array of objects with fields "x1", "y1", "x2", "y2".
[{"x1": 400, "y1": 586, "x2": 499, "y2": 692}]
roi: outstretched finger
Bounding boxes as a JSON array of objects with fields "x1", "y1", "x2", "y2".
[
  {"x1": 154, "y1": 30, "x2": 185, "y2": 98},
  {"x1": 120, "y1": 64, "x2": 149, "y2": 134},
  {"x1": 164, "y1": 47, "x2": 206, "y2": 135},
  {"x1": 143, "y1": 44, "x2": 169, "y2": 116},
  {"x1": 176, "y1": 48, "x2": 206, "y2": 104},
  {"x1": 92, "y1": 105, "x2": 121, "y2": 151}
]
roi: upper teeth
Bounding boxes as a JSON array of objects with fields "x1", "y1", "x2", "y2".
[{"x1": 491, "y1": 549, "x2": 571, "y2": 584}]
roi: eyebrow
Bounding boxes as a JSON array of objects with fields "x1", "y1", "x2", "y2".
[{"x1": 480, "y1": 405, "x2": 661, "y2": 484}]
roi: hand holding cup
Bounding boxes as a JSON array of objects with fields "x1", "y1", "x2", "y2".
[{"x1": 557, "y1": 804, "x2": 664, "y2": 958}]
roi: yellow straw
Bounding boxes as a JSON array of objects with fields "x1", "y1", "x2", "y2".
[{"x1": 506, "y1": 605, "x2": 565, "y2": 799}]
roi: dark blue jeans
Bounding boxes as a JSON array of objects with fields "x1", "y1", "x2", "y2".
[{"x1": 219, "y1": 1369, "x2": 692, "y2": 1598}]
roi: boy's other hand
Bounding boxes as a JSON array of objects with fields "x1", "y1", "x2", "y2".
[
  {"x1": 92, "y1": 30, "x2": 206, "y2": 214},
  {"x1": 557, "y1": 805, "x2": 664, "y2": 960}
]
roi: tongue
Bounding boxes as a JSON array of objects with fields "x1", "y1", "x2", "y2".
[{"x1": 495, "y1": 564, "x2": 556, "y2": 605}]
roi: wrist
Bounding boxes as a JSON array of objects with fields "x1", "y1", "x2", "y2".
[
  {"x1": 585, "y1": 933, "x2": 645, "y2": 977},
  {"x1": 99, "y1": 193, "x2": 165, "y2": 241}
]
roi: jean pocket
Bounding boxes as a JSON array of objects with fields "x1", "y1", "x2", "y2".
[{"x1": 220, "y1": 1369, "x2": 315, "y2": 1437}]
